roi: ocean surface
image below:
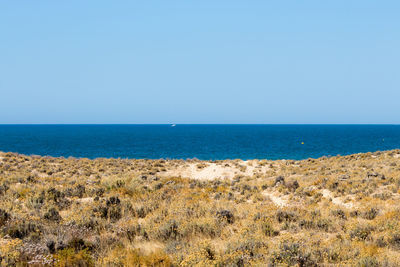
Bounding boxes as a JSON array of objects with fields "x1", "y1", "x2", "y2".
[{"x1": 0, "y1": 125, "x2": 399, "y2": 160}]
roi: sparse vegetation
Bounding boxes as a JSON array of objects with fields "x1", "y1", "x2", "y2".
[{"x1": 1, "y1": 150, "x2": 400, "y2": 266}]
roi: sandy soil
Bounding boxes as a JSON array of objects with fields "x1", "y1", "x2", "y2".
[{"x1": 160, "y1": 160, "x2": 271, "y2": 180}]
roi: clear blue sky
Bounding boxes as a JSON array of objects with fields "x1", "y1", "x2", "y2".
[{"x1": 1, "y1": 1, "x2": 399, "y2": 124}]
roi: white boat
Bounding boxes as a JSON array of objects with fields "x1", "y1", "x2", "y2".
[{"x1": 171, "y1": 124, "x2": 176, "y2": 127}]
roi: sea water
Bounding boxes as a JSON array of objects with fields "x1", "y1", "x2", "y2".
[{"x1": 0, "y1": 124, "x2": 399, "y2": 160}]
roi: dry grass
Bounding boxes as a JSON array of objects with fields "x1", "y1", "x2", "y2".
[{"x1": 1, "y1": 150, "x2": 400, "y2": 266}]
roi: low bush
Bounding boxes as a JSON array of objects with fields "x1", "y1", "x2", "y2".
[{"x1": 55, "y1": 248, "x2": 94, "y2": 267}]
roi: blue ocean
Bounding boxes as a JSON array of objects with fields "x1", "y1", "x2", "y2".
[{"x1": 0, "y1": 125, "x2": 399, "y2": 160}]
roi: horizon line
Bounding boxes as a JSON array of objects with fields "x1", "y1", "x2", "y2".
[{"x1": 1, "y1": 123, "x2": 400, "y2": 126}]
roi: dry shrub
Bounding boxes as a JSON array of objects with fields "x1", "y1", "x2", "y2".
[
  {"x1": 101, "y1": 247, "x2": 171, "y2": 267},
  {"x1": 55, "y1": 248, "x2": 94, "y2": 267}
]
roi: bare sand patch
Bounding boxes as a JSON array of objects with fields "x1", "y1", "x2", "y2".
[
  {"x1": 262, "y1": 191, "x2": 289, "y2": 207},
  {"x1": 321, "y1": 189, "x2": 356, "y2": 209},
  {"x1": 160, "y1": 162, "x2": 270, "y2": 180},
  {"x1": 75, "y1": 197, "x2": 94, "y2": 204}
]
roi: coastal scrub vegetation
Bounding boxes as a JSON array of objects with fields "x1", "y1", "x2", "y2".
[{"x1": 1, "y1": 150, "x2": 400, "y2": 266}]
